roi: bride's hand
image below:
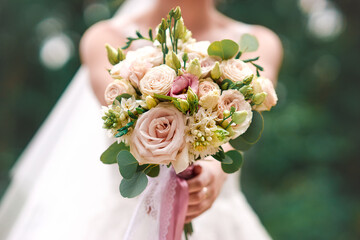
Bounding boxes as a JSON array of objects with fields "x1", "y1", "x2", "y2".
[{"x1": 185, "y1": 159, "x2": 228, "y2": 223}]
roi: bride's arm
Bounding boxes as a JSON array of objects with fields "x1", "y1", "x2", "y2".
[{"x1": 80, "y1": 21, "x2": 125, "y2": 105}]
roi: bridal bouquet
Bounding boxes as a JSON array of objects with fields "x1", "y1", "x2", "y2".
[{"x1": 100, "y1": 6, "x2": 277, "y2": 239}]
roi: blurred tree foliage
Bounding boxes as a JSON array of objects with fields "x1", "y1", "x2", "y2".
[{"x1": 0, "y1": 0, "x2": 359, "y2": 239}]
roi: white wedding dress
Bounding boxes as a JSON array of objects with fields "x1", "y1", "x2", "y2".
[{"x1": 0, "y1": 1, "x2": 272, "y2": 239}]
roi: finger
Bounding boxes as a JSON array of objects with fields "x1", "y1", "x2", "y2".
[
  {"x1": 193, "y1": 164, "x2": 202, "y2": 176},
  {"x1": 185, "y1": 213, "x2": 200, "y2": 223},
  {"x1": 187, "y1": 171, "x2": 212, "y2": 193},
  {"x1": 188, "y1": 189, "x2": 206, "y2": 205},
  {"x1": 187, "y1": 200, "x2": 209, "y2": 216}
]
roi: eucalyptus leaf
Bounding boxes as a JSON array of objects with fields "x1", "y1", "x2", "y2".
[
  {"x1": 117, "y1": 150, "x2": 139, "y2": 179},
  {"x1": 119, "y1": 171, "x2": 148, "y2": 198},
  {"x1": 207, "y1": 39, "x2": 239, "y2": 60},
  {"x1": 221, "y1": 150, "x2": 243, "y2": 173},
  {"x1": 221, "y1": 155, "x2": 233, "y2": 164},
  {"x1": 241, "y1": 111, "x2": 264, "y2": 144},
  {"x1": 229, "y1": 111, "x2": 264, "y2": 151},
  {"x1": 146, "y1": 165, "x2": 160, "y2": 178},
  {"x1": 100, "y1": 141, "x2": 129, "y2": 164},
  {"x1": 239, "y1": 34, "x2": 259, "y2": 53},
  {"x1": 229, "y1": 136, "x2": 253, "y2": 151}
]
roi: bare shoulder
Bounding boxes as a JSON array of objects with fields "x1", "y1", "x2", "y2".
[
  {"x1": 228, "y1": 20, "x2": 284, "y2": 81},
  {"x1": 79, "y1": 18, "x2": 129, "y2": 65},
  {"x1": 251, "y1": 25, "x2": 283, "y2": 56}
]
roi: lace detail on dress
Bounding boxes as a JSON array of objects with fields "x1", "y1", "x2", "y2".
[{"x1": 124, "y1": 166, "x2": 177, "y2": 240}]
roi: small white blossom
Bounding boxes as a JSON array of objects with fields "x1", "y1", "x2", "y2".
[{"x1": 186, "y1": 108, "x2": 221, "y2": 159}]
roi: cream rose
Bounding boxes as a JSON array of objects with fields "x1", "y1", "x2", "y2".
[
  {"x1": 198, "y1": 78, "x2": 221, "y2": 109},
  {"x1": 126, "y1": 46, "x2": 163, "y2": 66},
  {"x1": 184, "y1": 41, "x2": 210, "y2": 57},
  {"x1": 220, "y1": 59, "x2": 253, "y2": 82},
  {"x1": 130, "y1": 103, "x2": 189, "y2": 173},
  {"x1": 218, "y1": 90, "x2": 252, "y2": 138},
  {"x1": 251, "y1": 77, "x2": 278, "y2": 111},
  {"x1": 104, "y1": 79, "x2": 136, "y2": 105},
  {"x1": 140, "y1": 65, "x2": 176, "y2": 96}
]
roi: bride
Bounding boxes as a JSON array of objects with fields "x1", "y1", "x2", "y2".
[{"x1": 0, "y1": 0, "x2": 282, "y2": 239}]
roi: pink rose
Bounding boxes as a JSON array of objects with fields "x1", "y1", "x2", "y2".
[
  {"x1": 128, "y1": 60, "x2": 153, "y2": 88},
  {"x1": 251, "y1": 77, "x2": 278, "y2": 111},
  {"x1": 104, "y1": 79, "x2": 136, "y2": 105},
  {"x1": 110, "y1": 60, "x2": 131, "y2": 80},
  {"x1": 200, "y1": 56, "x2": 220, "y2": 78},
  {"x1": 130, "y1": 103, "x2": 189, "y2": 173},
  {"x1": 218, "y1": 90, "x2": 252, "y2": 138},
  {"x1": 169, "y1": 73, "x2": 199, "y2": 99}
]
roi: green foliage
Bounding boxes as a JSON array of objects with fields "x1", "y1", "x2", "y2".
[
  {"x1": 100, "y1": 141, "x2": 129, "y2": 164},
  {"x1": 239, "y1": 34, "x2": 259, "y2": 53},
  {"x1": 145, "y1": 165, "x2": 160, "y2": 178},
  {"x1": 230, "y1": 111, "x2": 264, "y2": 151},
  {"x1": 207, "y1": 39, "x2": 239, "y2": 60},
  {"x1": 117, "y1": 150, "x2": 139, "y2": 179},
  {"x1": 221, "y1": 150, "x2": 243, "y2": 173},
  {"x1": 119, "y1": 171, "x2": 148, "y2": 198}
]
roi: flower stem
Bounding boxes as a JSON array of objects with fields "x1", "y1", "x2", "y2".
[
  {"x1": 225, "y1": 120, "x2": 234, "y2": 130},
  {"x1": 154, "y1": 93, "x2": 177, "y2": 101},
  {"x1": 184, "y1": 222, "x2": 193, "y2": 240}
]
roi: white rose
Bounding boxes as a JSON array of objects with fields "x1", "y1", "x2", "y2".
[
  {"x1": 140, "y1": 65, "x2": 176, "y2": 96},
  {"x1": 220, "y1": 59, "x2": 253, "y2": 82},
  {"x1": 104, "y1": 79, "x2": 136, "y2": 105},
  {"x1": 251, "y1": 77, "x2": 278, "y2": 111},
  {"x1": 184, "y1": 41, "x2": 211, "y2": 57},
  {"x1": 198, "y1": 78, "x2": 221, "y2": 109},
  {"x1": 126, "y1": 46, "x2": 163, "y2": 66}
]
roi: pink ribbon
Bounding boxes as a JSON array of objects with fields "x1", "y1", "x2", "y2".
[{"x1": 159, "y1": 166, "x2": 195, "y2": 240}]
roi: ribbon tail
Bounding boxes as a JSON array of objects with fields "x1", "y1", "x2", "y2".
[{"x1": 159, "y1": 173, "x2": 189, "y2": 240}]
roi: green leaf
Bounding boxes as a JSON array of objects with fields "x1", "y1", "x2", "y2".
[
  {"x1": 145, "y1": 165, "x2": 160, "y2": 178},
  {"x1": 207, "y1": 39, "x2": 239, "y2": 60},
  {"x1": 239, "y1": 34, "x2": 259, "y2": 53},
  {"x1": 117, "y1": 150, "x2": 139, "y2": 179},
  {"x1": 229, "y1": 137, "x2": 253, "y2": 151},
  {"x1": 221, "y1": 155, "x2": 234, "y2": 164},
  {"x1": 229, "y1": 111, "x2": 264, "y2": 151},
  {"x1": 119, "y1": 171, "x2": 148, "y2": 198},
  {"x1": 212, "y1": 146, "x2": 225, "y2": 162},
  {"x1": 127, "y1": 110, "x2": 138, "y2": 119},
  {"x1": 115, "y1": 93, "x2": 132, "y2": 104},
  {"x1": 221, "y1": 150, "x2": 243, "y2": 173},
  {"x1": 100, "y1": 142, "x2": 129, "y2": 164},
  {"x1": 241, "y1": 111, "x2": 264, "y2": 143}
]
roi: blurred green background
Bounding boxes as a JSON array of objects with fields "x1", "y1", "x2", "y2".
[{"x1": 0, "y1": 0, "x2": 359, "y2": 239}]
